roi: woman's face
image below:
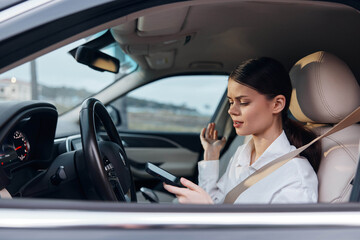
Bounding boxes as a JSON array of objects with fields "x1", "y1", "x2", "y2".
[{"x1": 227, "y1": 78, "x2": 278, "y2": 136}]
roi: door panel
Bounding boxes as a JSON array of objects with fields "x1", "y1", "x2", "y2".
[
  {"x1": 120, "y1": 132, "x2": 201, "y2": 180},
  {"x1": 127, "y1": 147, "x2": 198, "y2": 178}
]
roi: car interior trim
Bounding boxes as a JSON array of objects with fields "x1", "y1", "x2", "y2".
[
  {"x1": 1, "y1": 208, "x2": 360, "y2": 229},
  {"x1": 64, "y1": 134, "x2": 81, "y2": 152},
  {"x1": 0, "y1": 0, "x2": 54, "y2": 23}
]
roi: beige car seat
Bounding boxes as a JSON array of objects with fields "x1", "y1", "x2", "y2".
[{"x1": 289, "y1": 51, "x2": 360, "y2": 203}]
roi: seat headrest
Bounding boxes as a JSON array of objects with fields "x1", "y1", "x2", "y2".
[{"x1": 289, "y1": 51, "x2": 360, "y2": 124}]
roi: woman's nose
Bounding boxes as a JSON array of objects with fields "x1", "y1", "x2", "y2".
[{"x1": 228, "y1": 103, "x2": 240, "y2": 116}]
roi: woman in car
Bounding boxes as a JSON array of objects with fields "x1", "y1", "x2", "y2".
[{"x1": 164, "y1": 57, "x2": 321, "y2": 204}]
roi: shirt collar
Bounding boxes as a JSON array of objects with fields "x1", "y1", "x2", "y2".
[{"x1": 235, "y1": 131, "x2": 293, "y2": 170}]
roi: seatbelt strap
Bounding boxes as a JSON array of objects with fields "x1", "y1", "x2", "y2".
[{"x1": 223, "y1": 106, "x2": 360, "y2": 204}]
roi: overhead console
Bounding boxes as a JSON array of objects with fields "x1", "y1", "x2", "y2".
[{"x1": 111, "y1": 6, "x2": 193, "y2": 70}]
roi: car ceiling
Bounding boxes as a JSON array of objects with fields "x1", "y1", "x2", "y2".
[
  {"x1": 0, "y1": 0, "x2": 23, "y2": 11},
  {"x1": 111, "y1": 0, "x2": 360, "y2": 82}
]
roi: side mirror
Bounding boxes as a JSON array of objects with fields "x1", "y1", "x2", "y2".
[
  {"x1": 75, "y1": 46, "x2": 120, "y2": 73},
  {"x1": 106, "y1": 105, "x2": 121, "y2": 126}
]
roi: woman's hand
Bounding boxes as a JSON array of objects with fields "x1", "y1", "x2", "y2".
[
  {"x1": 163, "y1": 178, "x2": 214, "y2": 204},
  {"x1": 200, "y1": 122, "x2": 226, "y2": 160}
]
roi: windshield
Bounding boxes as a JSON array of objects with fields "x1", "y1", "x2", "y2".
[{"x1": 0, "y1": 32, "x2": 137, "y2": 115}]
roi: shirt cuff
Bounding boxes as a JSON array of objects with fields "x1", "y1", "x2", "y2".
[{"x1": 198, "y1": 160, "x2": 219, "y2": 178}]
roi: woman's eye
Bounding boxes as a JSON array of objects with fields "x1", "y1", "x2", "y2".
[
  {"x1": 240, "y1": 102, "x2": 249, "y2": 106},
  {"x1": 229, "y1": 101, "x2": 234, "y2": 105}
]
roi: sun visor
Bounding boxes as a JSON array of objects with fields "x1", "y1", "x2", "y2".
[{"x1": 137, "y1": 7, "x2": 189, "y2": 36}]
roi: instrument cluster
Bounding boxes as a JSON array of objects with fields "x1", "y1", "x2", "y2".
[{"x1": 0, "y1": 130, "x2": 30, "y2": 166}]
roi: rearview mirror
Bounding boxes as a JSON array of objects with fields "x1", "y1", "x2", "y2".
[{"x1": 75, "y1": 46, "x2": 120, "y2": 73}]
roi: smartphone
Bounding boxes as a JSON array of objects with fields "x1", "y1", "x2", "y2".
[{"x1": 145, "y1": 162, "x2": 184, "y2": 187}]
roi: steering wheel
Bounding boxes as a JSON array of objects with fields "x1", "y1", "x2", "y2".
[{"x1": 79, "y1": 98, "x2": 136, "y2": 202}]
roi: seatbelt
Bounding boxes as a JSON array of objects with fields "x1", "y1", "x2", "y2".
[{"x1": 223, "y1": 106, "x2": 360, "y2": 204}]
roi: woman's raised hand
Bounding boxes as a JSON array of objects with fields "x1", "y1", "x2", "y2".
[{"x1": 200, "y1": 123, "x2": 226, "y2": 160}]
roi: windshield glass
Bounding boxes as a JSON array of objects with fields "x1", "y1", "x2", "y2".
[{"x1": 0, "y1": 32, "x2": 137, "y2": 114}]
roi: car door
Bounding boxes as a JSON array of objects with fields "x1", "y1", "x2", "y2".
[{"x1": 108, "y1": 75, "x2": 228, "y2": 187}]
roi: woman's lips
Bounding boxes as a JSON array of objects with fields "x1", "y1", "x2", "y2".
[{"x1": 233, "y1": 121, "x2": 243, "y2": 128}]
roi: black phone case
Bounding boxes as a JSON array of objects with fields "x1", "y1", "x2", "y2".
[{"x1": 145, "y1": 163, "x2": 184, "y2": 187}]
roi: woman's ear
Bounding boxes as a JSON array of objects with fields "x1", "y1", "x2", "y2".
[{"x1": 272, "y1": 95, "x2": 286, "y2": 114}]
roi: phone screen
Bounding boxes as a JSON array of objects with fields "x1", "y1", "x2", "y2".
[{"x1": 145, "y1": 162, "x2": 183, "y2": 187}]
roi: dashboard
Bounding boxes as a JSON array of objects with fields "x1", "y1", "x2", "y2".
[{"x1": 0, "y1": 101, "x2": 58, "y2": 191}]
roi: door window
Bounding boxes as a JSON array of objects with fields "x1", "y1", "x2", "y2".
[{"x1": 112, "y1": 75, "x2": 228, "y2": 133}]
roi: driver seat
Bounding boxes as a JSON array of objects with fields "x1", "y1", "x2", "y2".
[{"x1": 289, "y1": 51, "x2": 360, "y2": 203}]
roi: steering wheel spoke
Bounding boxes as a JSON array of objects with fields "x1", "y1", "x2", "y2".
[{"x1": 108, "y1": 176, "x2": 131, "y2": 202}]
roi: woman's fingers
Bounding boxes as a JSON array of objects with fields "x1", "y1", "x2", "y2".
[
  {"x1": 214, "y1": 129, "x2": 218, "y2": 140},
  {"x1": 163, "y1": 183, "x2": 187, "y2": 196},
  {"x1": 205, "y1": 123, "x2": 211, "y2": 138},
  {"x1": 202, "y1": 123, "x2": 225, "y2": 142},
  {"x1": 163, "y1": 178, "x2": 201, "y2": 194},
  {"x1": 200, "y1": 127, "x2": 206, "y2": 140},
  {"x1": 205, "y1": 124, "x2": 209, "y2": 138},
  {"x1": 164, "y1": 179, "x2": 214, "y2": 204},
  {"x1": 210, "y1": 123, "x2": 215, "y2": 138},
  {"x1": 205, "y1": 123, "x2": 216, "y2": 139},
  {"x1": 180, "y1": 178, "x2": 203, "y2": 192}
]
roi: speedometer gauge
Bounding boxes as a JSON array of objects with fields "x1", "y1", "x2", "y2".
[
  {"x1": 13, "y1": 131, "x2": 30, "y2": 161},
  {"x1": 0, "y1": 130, "x2": 30, "y2": 166}
]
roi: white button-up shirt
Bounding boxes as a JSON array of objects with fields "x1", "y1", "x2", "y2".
[{"x1": 198, "y1": 131, "x2": 318, "y2": 204}]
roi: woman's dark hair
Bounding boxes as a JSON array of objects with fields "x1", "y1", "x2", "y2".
[{"x1": 229, "y1": 57, "x2": 321, "y2": 172}]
